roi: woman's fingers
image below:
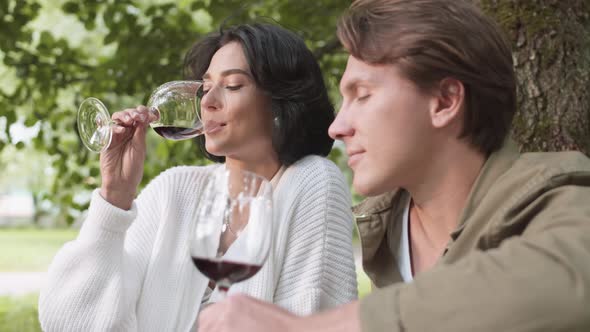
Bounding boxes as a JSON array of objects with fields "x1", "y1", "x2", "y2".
[
  {"x1": 110, "y1": 106, "x2": 153, "y2": 135},
  {"x1": 112, "y1": 106, "x2": 152, "y2": 126},
  {"x1": 112, "y1": 109, "x2": 135, "y2": 126}
]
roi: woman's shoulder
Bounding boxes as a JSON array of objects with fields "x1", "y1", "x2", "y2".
[
  {"x1": 158, "y1": 163, "x2": 219, "y2": 178},
  {"x1": 287, "y1": 155, "x2": 342, "y2": 178},
  {"x1": 281, "y1": 155, "x2": 348, "y2": 194},
  {"x1": 142, "y1": 164, "x2": 220, "y2": 193}
]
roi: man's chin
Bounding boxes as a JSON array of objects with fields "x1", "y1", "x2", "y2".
[{"x1": 353, "y1": 178, "x2": 386, "y2": 197}]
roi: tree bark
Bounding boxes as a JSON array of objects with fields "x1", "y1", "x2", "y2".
[{"x1": 478, "y1": 0, "x2": 590, "y2": 154}]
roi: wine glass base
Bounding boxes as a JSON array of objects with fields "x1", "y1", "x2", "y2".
[{"x1": 78, "y1": 97, "x2": 112, "y2": 153}]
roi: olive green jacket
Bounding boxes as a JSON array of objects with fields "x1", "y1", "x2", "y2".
[{"x1": 354, "y1": 141, "x2": 590, "y2": 331}]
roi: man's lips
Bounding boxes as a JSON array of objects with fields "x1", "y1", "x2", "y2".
[{"x1": 347, "y1": 150, "x2": 364, "y2": 167}]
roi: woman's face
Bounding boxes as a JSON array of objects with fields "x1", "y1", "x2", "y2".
[{"x1": 200, "y1": 42, "x2": 275, "y2": 163}]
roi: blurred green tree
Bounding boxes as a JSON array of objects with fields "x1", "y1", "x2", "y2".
[{"x1": 0, "y1": 0, "x2": 350, "y2": 225}]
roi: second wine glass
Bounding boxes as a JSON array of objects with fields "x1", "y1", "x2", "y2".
[
  {"x1": 77, "y1": 80, "x2": 211, "y2": 153},
  {"x1": 189, "y1": 168, "x2": 273, "y2": 297}
]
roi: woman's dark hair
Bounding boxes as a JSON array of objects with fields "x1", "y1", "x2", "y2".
[{"x1": 183, "y1": 23, "x2": 335, "y2": 166}]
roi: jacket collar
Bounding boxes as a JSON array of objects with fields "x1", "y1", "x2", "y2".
[
  {"x1": 353, "y1": 139, "x2": 520, "y2": 278},
  {"x1": 451, "y1": 139, "x2": 520, "y2": 239}
]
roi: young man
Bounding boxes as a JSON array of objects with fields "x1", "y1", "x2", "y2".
[{"x1": 197, "y1": 0, "x2": 590, "y2": 331}]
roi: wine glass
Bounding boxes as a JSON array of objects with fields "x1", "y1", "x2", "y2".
[
  {"x1": 77, "y1": 80, "x2": 214, "y2": 153},
  {"x1": 189, "y1": 168, "x2": 273, "y2": 297}
]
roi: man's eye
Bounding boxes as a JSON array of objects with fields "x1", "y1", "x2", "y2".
[
  {"x1": 357, "y1": 94, "x2": 371, "y2": 102},
  {"x1": 226, "y1": 85, "x2": 243, "y2": 91}
]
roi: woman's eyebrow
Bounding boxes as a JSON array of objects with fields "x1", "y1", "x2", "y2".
[{"x1": 202, "y1": 68, "x2": 252, "y2": 80}]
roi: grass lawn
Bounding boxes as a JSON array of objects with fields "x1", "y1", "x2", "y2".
[
  {"x1": 0, "y1": 294, "x2": 41, "y2": 332},
  {"x1": 0, "y1": 228, "x2": 77, "y2": 332},
  {"x1": 357, "y1": 269, "x2": 371, "y2": 298},
  {"x1": 0, "y1": 228, "x2": 78, "y2": 272}
]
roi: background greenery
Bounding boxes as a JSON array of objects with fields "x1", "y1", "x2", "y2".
[
  {"x1": 0, "y1": 229, "x2": 77, "y2": 332},
  {"x1": 0, "y1": 294, "x2": 40, "y2": 332},
  {"x1": 0, "y1": 228, "x2": 77, "y2": 271},
  {"x1": 2, "y1": 0, "x2": 588, "y2": 224},
  {"x1": 0, "y1": 0, "x2": 353, "y2": 226}
]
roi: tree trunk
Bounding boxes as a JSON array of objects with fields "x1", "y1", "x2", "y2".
[{"x1": 479, "y1": 0, "x2": 590, "y2": 154}]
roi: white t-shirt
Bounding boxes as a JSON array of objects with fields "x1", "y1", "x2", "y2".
[{"x1": 397, "y1": 197, "x2": 414, "y2": 282}]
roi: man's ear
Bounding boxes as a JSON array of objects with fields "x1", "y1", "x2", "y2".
[{"x1": 429, "y1": 78, "x2": 465, "y2": 129}]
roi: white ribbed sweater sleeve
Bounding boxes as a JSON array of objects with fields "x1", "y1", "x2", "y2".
[
  {"x1": 38, "y1": 167, "x2": 208, "y2": 332},
  {"x1": 39, "y1": 191, "x2": 145, "y2": 331},
  {"x1": 273, "y1": 156, "x2": 358, "y2": 314}
]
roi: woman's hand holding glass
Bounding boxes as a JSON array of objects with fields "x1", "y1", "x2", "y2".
[
  {"x1": 99, "y1": 105, "x2": 158, "y2": 210},
  {"x1": 77, "y1": 80, "x2": 224, "y2": 209}
]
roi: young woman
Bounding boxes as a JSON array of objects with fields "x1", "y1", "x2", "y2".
[{"x1": 39, "y1": 23, "x2": 357, "y2": 332}]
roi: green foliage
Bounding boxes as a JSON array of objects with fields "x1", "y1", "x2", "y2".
[
  {"x1": 357, "y1": 269, "x2": 371, "y2": 299},
  {"x1": 0, "y1": 0, "x2": 351, "y2": 224}
]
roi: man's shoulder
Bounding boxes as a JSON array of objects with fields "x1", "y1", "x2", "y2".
[
  {"x1": 479, "y1": 150, "x2": 590, "y2": 222},
  {"x1": 502, "y1": 150, "x2": 590, "y2": 186},
  {"x1": 518, "y1": 150, "x2": 590, "y2": 172}
]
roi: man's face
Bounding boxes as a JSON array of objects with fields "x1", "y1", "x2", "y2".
[{"x1": 329, "y1": 56, "x2": 436, "y2": 196}]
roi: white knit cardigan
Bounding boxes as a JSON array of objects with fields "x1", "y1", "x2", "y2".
[{"x1": 39, "y1": 156, "x2": 358, "y2": 331}]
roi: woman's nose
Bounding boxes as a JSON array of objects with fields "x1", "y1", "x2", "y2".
[{"x1": 200, "y1": 86, "x2": 224, "y2": 112}]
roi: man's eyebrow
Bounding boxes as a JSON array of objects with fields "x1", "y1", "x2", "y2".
[
  {"x1": 341, "y1": 76, "x2": 369, "y2": 94},
  {"x1": 341, "y1": 79, "x2": 359, "y2": 94},
  {"x1": 202, "y1": 68, "x2": 252, "y2": 80}
]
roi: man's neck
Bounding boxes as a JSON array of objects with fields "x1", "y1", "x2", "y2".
[{"x1": 406, "y1": 142, "x2": 486, "y2": 270}]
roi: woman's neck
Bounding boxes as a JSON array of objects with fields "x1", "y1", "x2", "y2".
[{"x1": 224, "y1": 155, "x2": 282, "y2": 181}]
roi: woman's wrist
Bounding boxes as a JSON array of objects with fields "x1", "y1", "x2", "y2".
[{"x1": 99, "y1": 187, "x2": 135, "y2": 210}]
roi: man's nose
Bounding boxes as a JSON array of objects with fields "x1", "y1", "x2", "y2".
[{"x1": 328, "y1": 109, "x2": 354, "y2": 140}]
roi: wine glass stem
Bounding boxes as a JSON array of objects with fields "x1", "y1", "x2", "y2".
[
  {"x1": 217, "y1": 281, "x2": 230, "y2": 299},
  {"x1": 148, "y1": 106, "x2": 160, "y2": 121},
  {"x1": 218, "y1": 288, "x2": 228, "y2": 300}
]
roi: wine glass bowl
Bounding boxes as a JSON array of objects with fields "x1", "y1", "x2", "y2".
[
  {"x1": 77, "y1": 80, "x2": 208, "y2": 153},
  {"x1": 147, "y1": 80, "x2": 204, "y2": 140},
  {"x1": 190, "y1": 168, "x2": 273, "y2": 294}
]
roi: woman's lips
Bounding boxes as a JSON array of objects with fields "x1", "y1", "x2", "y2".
[{"x1": 204, "y1": 121, "x2": 225, "y2": 134}]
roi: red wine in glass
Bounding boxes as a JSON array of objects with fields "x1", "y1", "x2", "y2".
[
  {"x1": 191, "y1": 257, "x2": 263, "y2": 292},
  {"x1": 153, "y1": 124, "x2": 204, "y2": 140}
]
